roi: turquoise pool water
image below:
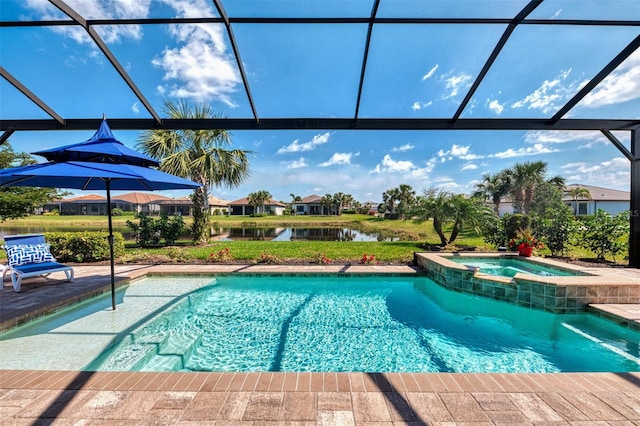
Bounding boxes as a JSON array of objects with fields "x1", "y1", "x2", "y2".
[
  {"x1": 448, "y1": 256, "x2": 585, "y2": 277},
  {"x1": 74, "y1": 275, "x2": 639, "y2": 373}
]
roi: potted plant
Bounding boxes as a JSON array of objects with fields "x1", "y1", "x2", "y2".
[{"x1": 508, "y1": 228, "x2": 544, "y2": 257}]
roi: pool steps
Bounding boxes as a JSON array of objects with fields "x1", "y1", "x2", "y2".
[{"x1": 100, "y1": 291, "x2": 208, "y2": 371}]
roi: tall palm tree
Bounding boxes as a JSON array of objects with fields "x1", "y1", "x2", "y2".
[
  {"x1": 396, "y1": 184, "x2": 416, "y2": 220},
  {"x1": 382, "y1": 187, "x2": 400, "y2": 216},
  {"x1": 565, "y1": 186, "x2": 592, "y2": 214},
  {"x1": 289, "y1": 193, "x2": 301, "y2": 215},
  {"x1": 321, "y1": 193, "x2": 333, "y2": 215},
  {"x1": 248, "y1": 190, "x2": 271, "y2": 214},
  {"x1": 473, "y1": 171, "x2": 510, "y2": 215},
  {"x1": 506, "y1": 161, "x2": 564, "y2": 214},
  {"x1": 138, "y1": 100, "x2": 251, "y2": 244},
  {"x1": 332, "y1": 192, "x2": 354, "y2": 216}
]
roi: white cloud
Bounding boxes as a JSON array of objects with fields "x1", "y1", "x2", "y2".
[
  {"x1": 523, "y1": 130, "x2": 604, "y2": 145},
  {"x1": 319, "y1": 152, "x2": 357, "y2": 167},
  {"x1": 512, "y1": 68, "x2": 583, "y2": 114},
  {"x1": 461, "y1": 163, "x2": 478, "y2": 171},
  {"x1": 580, "y1": 50, "x2": 640, "y2": 108},
  {"x1": 369, "y1": 154, "x2": 415, "y2": 174},
  {"x1": 391, "y1": 144, "x2": 414, "y2": 152},
  {"x1": 287, "y1": 157, "x2": 307, "y2": 169},
  {"x1": 131, "y1": 102, "x2": 140, "y2": 113},
  {"x1": 411, "y1": 101, "x2": 433, "y2": 111},
  {"x1": 277, "y1": 132, "x2": 331, "y2": 154},
  {"x1": 27, "y1": 0, "x2": 150, "y2": 44},
  {"x1": 410, "y1": 158, "x2": 437, "y2": 177},
  {"x1": 491, "y1": 143, "x2": 559, "y2": 159},
  {"x1": 437, "y1": 144, "x2": 482, "y2": 161},
  {"x1": 551, "y1": 9, "x2": 563, "y2": 19},
  {"x1": 440, "y1": 71, "x2": 473, "y2": 99},
  {"x1": 560, "y1": 157, "x2": 630, "y2": 190},
  {"x1": 486, "y1": 98, "x2": 505, "y2": 115},
  {"x1": 421, "y1": 64, "x2": 439, "y2": 81},
  {"x1": 153, "y1": 20, "x2": 240, "y2": 106}
]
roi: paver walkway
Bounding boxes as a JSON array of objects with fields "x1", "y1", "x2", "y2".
[
  {"x1": 1, "y1": 263, "x2": 640, "y2": 424},
  {"x1": 1, "y1": 370, "x2": 640, "y2": 424}
]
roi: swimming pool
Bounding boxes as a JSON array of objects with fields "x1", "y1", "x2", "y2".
[
  {"x1": 448, "y1": 256, "x2": 586, "y2": 277},
  {"x1": 1, "y1": 275, "x2": 638, "y2": 373}
]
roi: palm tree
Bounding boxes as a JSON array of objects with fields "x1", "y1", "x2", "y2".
[
  {"x1": 289, "y1": 193, "x2": 301, "y2": 215},
  {"x1": 248, "y1": 190, "x2": 271, "y2": 214},
  {"x1": 321, "y1": 193, "x2": 333, "y2": 215},
  {"x1": 413, "y1": 188, "x2": 493, "y2": 246},
  {"x1": 332, "y1": 192, "x2": 353, "y2": 216},
  {"x1": 473, "y1": 171, "x2": 510, "y2": 215},
  {"x1": 565, "y1": 186, "x2": 592, "y2": 214},
  {"x1": 506, "y1": 161, "x2": 564, "y2": 214},
  {"x1": 413, "y1": 188, "x2": 453, "y2": 246},
  {"x1": 382, "y1": 187, "x2": 400, "y2": 216},
  {"x1": 447, "y1": 194, "x2": 494, "y2": 244},
  {"x1": 138, "y1": 100, "x2": 251, "y2": 244},
  {"x1": 396, "y1": 184, "x2": 416, "y2": 220}
]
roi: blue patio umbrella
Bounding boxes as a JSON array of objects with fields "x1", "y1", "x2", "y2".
[
  {"x1": 32, "y1": 117, "x2": 159, "y2": 167},
  {"x1": 0, "y1": 161, "x2": 200, "y2": 310}
]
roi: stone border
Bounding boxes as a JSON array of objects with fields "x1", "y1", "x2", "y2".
[{"x1": 415, "y1": 252, "x2": 640, "y2": 322}]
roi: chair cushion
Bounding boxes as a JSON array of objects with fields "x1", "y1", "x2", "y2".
[
  {"x1": 12, "y1": 261, "x2": 68, "y2": 274},
  {"x1": 3, "y1": 244, "x2": 56, "y2": 267}
]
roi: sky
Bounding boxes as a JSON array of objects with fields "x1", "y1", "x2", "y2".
[{"x1": 1, "y1": 0, "x2": 639, "y2": 204}]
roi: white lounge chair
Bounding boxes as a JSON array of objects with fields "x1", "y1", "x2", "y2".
[{"x1": 1, "y1": 234, "x2": 74, "y2": 292}]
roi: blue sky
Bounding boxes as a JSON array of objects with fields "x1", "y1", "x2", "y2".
[{"x1": 1, "y1": 0, "x2": 639, "y2": 203}]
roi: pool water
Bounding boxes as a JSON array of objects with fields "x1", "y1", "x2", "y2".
[
  {"x1": 448, "y1": 257, "x2": 584, "y2": 277},
  {"x1": 80, "y1": 275, "x2": 639, "y2": 373}
]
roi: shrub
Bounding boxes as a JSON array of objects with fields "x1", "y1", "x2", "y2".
[
  {"x1": 503, "y1": 214, "x2": 530, "y2": 241},
  {"x1": 45, "y1": 231, "x2": 124, "y2": 263},
  {"x1": 257, "y1": 252, "x2": 280, "y2": 264},
  {"x1": 157, "y1": 212, "x2": 185, "y2": 245},
  {"x1": 531, "y1": 205, "x2": 577, "y2": 256},
  {"x1": 126, "y1": 212, "x2": 184, "y2": 247},
  {"x1": 209, "y1": 247, "x2": 233, "y2": 262},
  {"x1": 126, "y1": 213, "x2": 160, "y2": 247},
  {"x1": 578, "y1": 209, "x2": 629, "y2": 262},
  {"x1": 313, "y1": 253, "x2": 332, "y2": 264},
  {"x1": 359, "y1": 253, "x2": 377, "y2": 265},
  {"x1": 481, "y1": 214, "x2": 507, "y2": 248}
]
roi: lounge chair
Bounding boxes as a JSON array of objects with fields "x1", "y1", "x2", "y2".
[{"x1": 1, "y1": 234, "x2": 74, "y2": 292}]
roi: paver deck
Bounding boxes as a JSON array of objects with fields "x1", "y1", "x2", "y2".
[{"x1": 1, "y1": 263, "x2": 640, "y2": 424}]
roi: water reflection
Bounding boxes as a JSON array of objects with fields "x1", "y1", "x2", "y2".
[
  {"x1": 212, "y1": 227, "x2": 398, "y2": 242},
  {"x1": 1, "y1": 226, "x2": 398, "y2": 242}
]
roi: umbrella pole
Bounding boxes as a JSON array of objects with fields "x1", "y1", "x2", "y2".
[{"x1": 106, "y1": 179, "x2": 116, "y2": 311}]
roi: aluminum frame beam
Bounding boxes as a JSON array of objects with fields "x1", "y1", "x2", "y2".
[
  {"x1": 1, "y1": 118, "x2": 638, "y2": 132},
  {"x1": 48, "y1": 0, "x2": 162, "y2": 124},
  {"x1": 631, "y1": 130, "x2": 640, "y2": 267}
]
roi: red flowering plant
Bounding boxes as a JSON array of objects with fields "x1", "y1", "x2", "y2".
[
  {"x1": 359, "y1": 253, "x2": 378, "y2": 265},
  {"x1": 314, "y1": 253, "x2": 332, "y2": 264},
  {"x1": 508, "y1": 228, "x2": 544, "y2": 251},
  {"x1": 209, "y1": 247, "x2": 232, "y2": 262}
]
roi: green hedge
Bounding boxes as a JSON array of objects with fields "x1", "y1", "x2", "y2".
[{"x1": 45, "y1": 231, "x2": 125, "y2": 263}]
